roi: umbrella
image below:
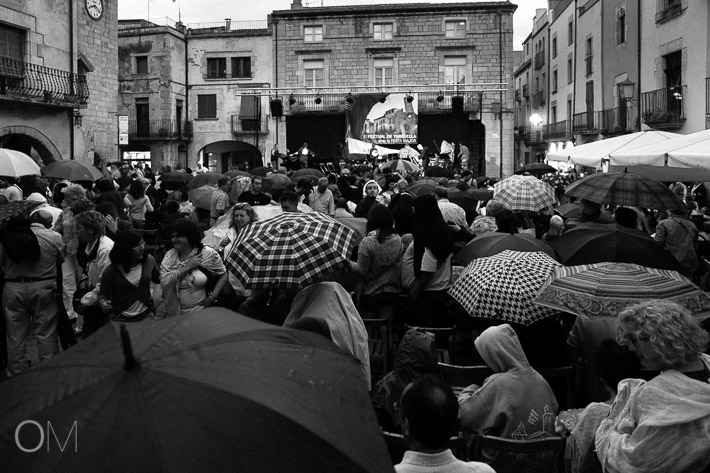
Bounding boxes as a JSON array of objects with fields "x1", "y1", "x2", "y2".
[
  {"x1": 334, "y1": 216, "x2": 367, "y2": 247},
  {"x1": 185, "y1": 172, "x2": 224, "y2": 190},
  {"x1": 554, "y1": 202, "x2": 581, "y2": 219},
  {"x1": 493, "y1": 177, "x2": 556, "y2": 211},
  {"x1": 225, "y1": 212, "x2": 357, "y2": 289},
  {"x1": 453, "y1": 232, "x2": 558, "y2": 266},
  {"x1": 547, "y1": 130, "x2": 680, "y2": 167},
  {"x1": 535, "y1": 262, "x2": 710, "y2": 320},
  {"x1": 564, "y1": 171, "x2": 686, "y2": 212},
  {"x1": 548, "y1": 222, "x2": 682, "y2": 271},
  {"x1": 225, "y1": 170, "x2": 252, "y2": 179},
  {"x1": 188, "y1": 184, "x2": 215, "y2": 210},
  {"x1": 41, "y1": 160, "x2": 105, "y2": 182},
  {"x1": 291, "y1": 168, "x2": 324, "y2": 180},
  {"x1": 0, "y1": 201, "x2": 41, "y2": 229},
  {"x1": 449, "y1": 250, "x2": 562, "y2": 325},
  {"x1": 0, "y1": 309, "x2": 391, "y2": 472},
  {"x1": 262, "y1": 173, "x2": 291, "y2": 193},
  {"x1": 158, "y1": 171, "x2": 194, "y2": 184},
  {"x1": 474, "y1": 176, "x2": 491, "y2": 186},
  {"x1": 380, "y1": 159, "x2": 420, "y2": 174},
  {"x1": 0, "y1": 149, "x2": 41, "y2": 177},
  {"x1": 291, "y1": 174, "x2": 320, "y2": 186},
  {"x1": 493, "y1": 174, "x2": 536, "y2": 193},
  {"x1": 514, "y1": 162, "x2": 557, "y2": 175},
  {"x1": 424, "y1": 166, "x2": 449, "y2": 178},
  {"x1": 407, "y1": 182, "x2": 437, "y2": 197},
  {"x1": 250, "y1": 166, "x2": 270, "y2": 177}
]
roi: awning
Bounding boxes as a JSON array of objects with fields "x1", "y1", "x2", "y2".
[{"x1": 239, "y1": 96, "x2": 261, "y2": 119}]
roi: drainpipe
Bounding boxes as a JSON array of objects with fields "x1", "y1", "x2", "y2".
[
  {"x1": 636, "y1": 0, "x2": 641, "y2": 131},
  {"x1": 498, "y1": 9, "x2": 504, "y2": 179},
  {"x1": 572, "y1": 0, "x2": 578, "y2": 149},
  {"x1": 69, "y1": 0, "x2": 75, "y2": 160},
  {"x1": 274, "y1": 18, "x2": 279, "y2": 156},
  {"x1": 184, "y1": 28, "x2": 189, "y2": 168}
]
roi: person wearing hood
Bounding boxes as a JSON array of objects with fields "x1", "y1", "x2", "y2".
[
  {"x1": 349, "y1": 204, "x2": 401, "y2": 332},
  {"x1": 459, "y1": 324, "x2": 558, "y2": 472},
  {"x1": 372, "y1": 328, "x2": 439, "y2": 432},
  {"x1": 355, "y1": 179, "x2": 381, "y2": 218},
  {"x1": 595, "y1": 300, "x2": 710, "y2": 473}
]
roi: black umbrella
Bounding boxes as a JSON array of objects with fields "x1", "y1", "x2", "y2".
[
  {"x1": 454, "y1": 232, "x2": 558, "y2": 265},
  {"x1": 515, "y1": 162, "x2": 557, "y2": 175},
  {"x1": 250, "y1": 166, "x2": 270, "y2": 177},
  {"x1": 158, "y1": 171, "x2": 194, "y2": 184},
  {"x1": 425, "y1": 166, "x2": 449, "y2": 178}
]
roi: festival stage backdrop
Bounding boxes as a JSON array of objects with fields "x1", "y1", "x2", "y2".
[{"x1": 346, "y1": 93, "x2": 418, "y2": 145}]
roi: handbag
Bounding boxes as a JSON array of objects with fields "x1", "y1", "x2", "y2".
[{"x1": 72, "y1": 272, "x2": 91, "y2": 315}]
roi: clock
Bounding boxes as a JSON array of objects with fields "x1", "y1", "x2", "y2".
[{"x1": 85, "y1": 0, "x2": 104, "y2": 20}]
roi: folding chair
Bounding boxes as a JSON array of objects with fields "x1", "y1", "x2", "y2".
[
  {"x1": 362, "y1": 318, "x2": 392, "y2": 373},
  {"x1": 438, "y1": 362, "x2": 492, "y2": 397},
  {"x1": 468, "y1": 434, "x2": 566, "y2": 473}
]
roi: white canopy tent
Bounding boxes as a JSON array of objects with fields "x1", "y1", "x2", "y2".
[
  {"x1": 609, "y1": 129, "x2": 710, "y2": 181},
  {"x1": 546, "y1": 131, "x2": 680, "y2": 168}
]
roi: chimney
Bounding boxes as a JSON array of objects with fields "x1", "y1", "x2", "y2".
[
  {"x1": 292, "y1": 0, "x2": 303, "y2": 9},
  {"x1": 225, "y1": 18, "x2": 231, "y2": 30}
]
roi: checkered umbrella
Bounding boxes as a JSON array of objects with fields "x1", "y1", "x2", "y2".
[
  {"x1": 493, "y1": 176, "x2": 556, "y2": 211},
  {"x1": 535, "y1": 262, "x2": 710, "y2": 320},
  {"x1": 449, "y1": 250, "x2": 562, "y2": 325},
  {"x1": 225, "y1": 212, "x2": 357, "y2": 289},
  {"x1": 380, "y1": 159, "x2": 420, "y2": 174},
  {"x1": 493, "y1": 174, "x2": 532, "y2": 193},
  {"x1": 564, "y1": 171, "x2": 686, "y2": 212}
]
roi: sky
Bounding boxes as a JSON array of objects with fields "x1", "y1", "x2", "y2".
[{"x1": 118, "y1": 0, "x2": 548, "y2": 50}]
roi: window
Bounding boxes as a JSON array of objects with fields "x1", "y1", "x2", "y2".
[
  {"x1": 206, "y1": 58, "x2": 226, "y2": 79},
  {"x1": 551, "y1": 105, "x2": 557, "y2": 123},
  {"x1": 0, "y1": 24, "x2": 24, "y2": 62},
  {"x1": 303, "y1": 59, "x2": 324, "y2": 87},
  {"x1": 552, "y1": 36, "x2": 557, "y2": 58},
  {"x1": 135, "y1": 56, "x2": 148, "y2": 74},
  {"x1": 445, "y1": 20, "x2": 466, "y2": 39},
  {"x1": 552, "y1": 70, "x2": 558, "y2": 93},
  {"x1": 567, "y1": 57, "x2": 573, "y2": 84},
  {"x1": 585, "y1": 38, "x2": 593, "y2": 76},
  {"x1": 373, "y1": 58, "x2": 393, "y2": 86},
  {"x1": 616, "y1": 8, "x2": 626, "y2": 45},
  {"x1": 373, "y1": 23, "x2": 393, "y2": 41},
  {"x1": 304, "y1": 25, "x2": 323, "y2": 42},
  {"x1": 231, "y1": 57, "x2": 251, "y2": 78},
  {"x1": 444, "y1": 56, "x2": 466, "y2": 84},
  {"x1": 197, "y1": 94, "x2": 217, "y2": 118},
  {"x1": 568, "y1": 20, "x2": 574, "y2": 45}
]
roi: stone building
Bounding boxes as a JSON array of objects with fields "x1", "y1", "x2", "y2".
[
  {"x1": 269, "y1": 0, "x2": 518, "y2": 177},
  {"x1": 0, "y1": 0, "x2": 118, "y2": 166}
]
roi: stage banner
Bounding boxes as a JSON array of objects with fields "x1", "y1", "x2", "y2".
[{"x1": 346, "y1": 93, "x2": 418, "y2": 145}]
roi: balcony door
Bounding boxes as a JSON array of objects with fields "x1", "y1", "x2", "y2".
[
  {"x1": 136, "y1": 99, "x2": 149, "y2": 137},
  {"x1": 585, "y1": 81, "x2": 594, "y2": 129},
  {"x1": 664, "y1": 51, "x2": 682, "y2": 116}
]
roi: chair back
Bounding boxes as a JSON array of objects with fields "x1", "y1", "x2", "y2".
[
  {"x1": 382, "y1": 431, "x2": 465, "y2": 464},
  {"x1": 438, "y1": 362, "x2": 492, "y2": 397},
  {"x1": 469, "y1": 434, "x2": 566, "y2": 473},
  {"x1": 362, "y1": 318, "x2": 392, "y2": 373},
  {"x1": 536, "y1": 365, "x2": 574, "y2": 410}
]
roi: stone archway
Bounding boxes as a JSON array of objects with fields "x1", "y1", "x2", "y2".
[
  {"x1": 0, "y1": 125, "x2": 62, "y2": 164},
  {"x1": 198, "y1": 140, "x2": 262, "y2": 173}
]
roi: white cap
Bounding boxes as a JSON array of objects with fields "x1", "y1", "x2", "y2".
[{"x1": 26, "y1": 192, "x2": 47, "y2": 204}]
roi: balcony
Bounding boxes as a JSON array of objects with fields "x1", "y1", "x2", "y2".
[
  {"x1": 534, "y1": 51, "x2": 546, "y2": 71},
  {"x1": 600, "y1": 107, "x2": 633, "y2": 134},
  {"x1": 655, "y1": 0, "x2": 683, "y2": 23},
  {"x1": 231, "y1": 115, "x2": 269, "y2": 134},
  {"x1": 641, "y1": 85, "x2": 686, "y2": 130},
  {"x1": 418, "y1": 91, "x2": 480, "y2": 114},
  {"x1": 573, "y1": 110, "x2": 602, "y2": 134},
  {"x1": 128, "y1": 119, "x2": 193, "y2": 140},
  {"x1": 531, "y1": 91, "x2": 545, "y2": 109},
  {"x1": 522, "y1": 84, "x2": 529, "y2": 98},
  {"x1": 515, "y1": 125, "x2": 529, "y2": 141},
  {"x1": 543, "y1": 120, "x2": 572, "y2": 140},
  {"x1": 0, "y1": 58, "x2": 89, "y2": 107}
]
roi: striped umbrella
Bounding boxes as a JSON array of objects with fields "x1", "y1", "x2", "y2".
[
  {"x1": 564, "y1": 171, "x2": 686, "y2": 212},
  {"x1": 380, "y1": 159, "x2": 420, "y2": 174},
  {"x1": 225, "y1": 212, "x2": 357, "y2": 289},
  {"x1": 449, "y1": 250, "x2": 562, "y2": 325},
  {"x1": 493, "y1": 176, "x2": 556, "y2": 211},
  {"x1": 535, "y1": 262, "x2": 710, "y2": 319}
]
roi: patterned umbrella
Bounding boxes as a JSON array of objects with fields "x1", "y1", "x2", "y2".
[
  {"x1": 493, "y1": 176, "x2": 556, "y2": 211},
  {"x1": 493, "y1": 174, "x2": 533, "y2": 193},
  {"x1": 449, "y1": 250, "x2": 562, "y2": 325},
  {"x1": 535, "y1": 262, "x2": 710, "y2": 319},
  {"x1": 453, "y1": 232, "x2": 558, "y2": 266},
  {"x1": 380, "y1": 159, "x2": 420, "y2": 174},
  {"x1": 185, "y1": 172, "x2": 224, "y2": 190},
  {"x1": 225, "y1": 212, "x2": 357, "y2": 289},
  {"x1": 564, "y1": 171, "x2": 686, "y2": 212}
]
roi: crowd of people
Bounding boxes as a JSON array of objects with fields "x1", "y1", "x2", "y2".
[{"x1": 0, "y1": 157, "x2": 709, "y2": 473}]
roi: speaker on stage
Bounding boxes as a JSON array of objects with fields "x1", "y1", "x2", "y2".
[
  {"x1": 452, "y1": 96, "x2": 464, "y2": 115},
  {"x1": 270, "y1": 99, "x2": 283, "y2": 117}
]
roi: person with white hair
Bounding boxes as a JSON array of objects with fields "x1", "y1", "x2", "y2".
[{"x1": 27, "y1": 192, "x2": 62, "y2": 226}]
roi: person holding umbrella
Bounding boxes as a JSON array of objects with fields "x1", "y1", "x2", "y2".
[{"x1": 653, "y1": 206, "x2": 699, "y2": 278}]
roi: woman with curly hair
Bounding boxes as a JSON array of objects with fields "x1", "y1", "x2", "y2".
[
  {"x1": 595, "y1": 300, "x2": 710, "y2": 473},
  {"x1": 124, "y1": 179, "x2": 153, "y2": 229}
]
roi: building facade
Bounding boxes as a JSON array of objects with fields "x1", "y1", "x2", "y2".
[
  {"x1": 0, "y1": 0, "x2": 118, "y2": 166},
  {"x1": 270, "y1": 0, "x2": 518, "y2": 178}
]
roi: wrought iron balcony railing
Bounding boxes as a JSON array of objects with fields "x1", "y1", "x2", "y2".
[
  {"x1": 543, "y1": 120, "x2": 572, "y2": 140},
  {"x1": 128, "y1": 119, "x2": 193, "y2": 139},
  {"x1": 573, "y1": 110, "x2": 602, "y2": 134},
  {"x1": 641, "y1": 85, "x2": 686, "y2": 128},
  {"x1": 0, "y1": 57, "x2": 89, "y2": 107},
  {"x1": 600, "y1": 106, "x2": 633, "y2": 134},
  {"x1": 231, "y1": 115, "x2": 269, "y2": 134}
]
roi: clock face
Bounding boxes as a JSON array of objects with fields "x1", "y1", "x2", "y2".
[{"x1": 86, "y1": 0, "x2": 103, "y2": 20}]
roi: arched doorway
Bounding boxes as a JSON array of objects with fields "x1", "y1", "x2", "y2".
[
  {"x1": 199, "y1": 140, "x2": 262, "y2": 173},
  {"x1": 0, "y1": 125, "x2": 62, "y2": 164}
]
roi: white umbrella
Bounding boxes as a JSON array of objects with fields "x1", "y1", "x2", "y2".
[
  {"x1": 609, "y1": 129, "x2": 710, "y2": 181},
  {"x1": 0, "y1": 149, "x2": 42, "y2": 177},
  {"x1": 546, "y1": 131, "x2": 679, "y2": 168}
]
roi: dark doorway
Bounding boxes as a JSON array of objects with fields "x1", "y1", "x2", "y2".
[
  {"x1": 418, "y1": 114, "x2": 485, "y2": 175},
  {"x1": 136, "y1": 99, "x2": 150, "y2": 137},
  {"x1": 286, "y1": 114, "x2": 346, "y2": 163},
  {"x1": 664, "y1": 50, "x2": 682, "y2": 116}
]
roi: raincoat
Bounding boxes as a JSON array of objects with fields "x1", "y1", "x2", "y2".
[
  {"x1": 284, "y1": 282, "x2": 371, "y2": 390},
  {"x1": 595, "y1": 353, "x2": 710, "y2": 473}
]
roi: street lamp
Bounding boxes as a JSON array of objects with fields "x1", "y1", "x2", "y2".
[
  {"x1": 529, "y1": 113, "x2": 543, "y2": 127},
  {"x1": 618, "y1": 79, "x2": 635, "y2": 102}
]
